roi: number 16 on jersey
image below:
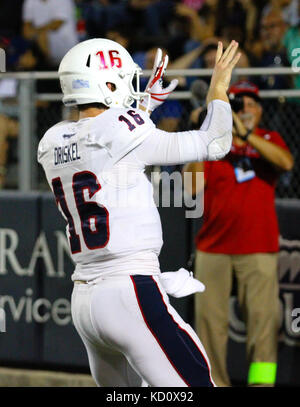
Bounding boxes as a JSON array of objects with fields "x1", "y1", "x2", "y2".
[{"x1": 52, "y1": 171, "x2": 110, "y2": 254}]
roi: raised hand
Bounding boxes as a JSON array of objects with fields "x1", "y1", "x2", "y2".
[
  {"x1": 139, "y1": 48, "x2": 178, "y2": 113},
  {"x1": 212, "y1": 41, "x2": 241, "y2": 90},
  {"x1": 207, "y1": 40, "x2": 241, "y2": 104}
]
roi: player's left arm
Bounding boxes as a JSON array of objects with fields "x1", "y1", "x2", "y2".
[
  {"x1": 139, "y1": 48, "x2": 178, "y2": 114},
  {"x1": 233, "y1": 112, "x2": 294, "y2": 171},
  {"x1": 133, "y1": 41, "x2": 239, "y2": 165}
]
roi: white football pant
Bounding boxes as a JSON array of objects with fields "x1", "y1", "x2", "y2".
[{"x1": 71, "y1": 274, "x2": 215, "y2": 387}]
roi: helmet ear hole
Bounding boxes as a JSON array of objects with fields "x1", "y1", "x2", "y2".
[{"x1": 106, "y1": 82, "x2": 116, "y2": 92}]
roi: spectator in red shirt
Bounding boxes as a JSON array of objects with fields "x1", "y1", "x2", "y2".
[{"x1": 183, "y1": 80, "x2": 294, "y2": 387}]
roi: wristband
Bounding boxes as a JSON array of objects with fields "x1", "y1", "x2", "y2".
[{"x1": 238, "y1": 129, "x2": 252, "y2": 141}]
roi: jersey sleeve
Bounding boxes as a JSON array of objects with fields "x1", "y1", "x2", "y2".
[
  {"x1": 133, "y1": 100, "x2": 233, "y2": 165},
  {"x1": 85, "y1": 108, "x2": 156, "y2": 166}
]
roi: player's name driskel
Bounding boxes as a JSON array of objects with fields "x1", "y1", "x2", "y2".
[{"x1": 54, "y1": 142, "x2": 81, "y2": 165}]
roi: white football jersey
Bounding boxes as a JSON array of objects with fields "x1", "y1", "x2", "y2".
[
  {"x1": 38, "y1": 101, "x2": 232, "y2": 280},
  {"x1": 38, "y1": 108, "x2": 163, "y2": 278}
]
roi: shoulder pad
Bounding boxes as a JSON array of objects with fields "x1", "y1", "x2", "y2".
[{"x1": 86, "y1": 108, "x2": 155, "y2": 164}]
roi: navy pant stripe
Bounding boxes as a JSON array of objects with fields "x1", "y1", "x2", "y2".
[{"x1": 130, "y1": 275, "x2": 213, "y2": 387}]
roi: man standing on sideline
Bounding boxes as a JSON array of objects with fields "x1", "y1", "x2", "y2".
[{"x1": 183, "y1": 80, "x2": 294, "y2": 387}]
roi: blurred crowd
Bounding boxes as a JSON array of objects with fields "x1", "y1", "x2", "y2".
[
  {"x1": 0, "y1": 0, "x2": 299, "y2": 84},
  {"x1": 0, "y1": 0, "x2": 300, "y2": 189}
]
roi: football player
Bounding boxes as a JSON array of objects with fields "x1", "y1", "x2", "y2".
[{"x1": 38, "y1": 38, "x2": 240, "y2": 387}]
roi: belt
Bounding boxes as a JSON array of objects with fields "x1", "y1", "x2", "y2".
[{"x1": 74, "y1": 280, "x2": 88, "y2": 284}]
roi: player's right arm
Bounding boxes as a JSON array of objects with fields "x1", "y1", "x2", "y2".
[
  {"x1": 206, "y1": 40, "x2": 241, "y2": 105},
  {"x1": 134, "y1": 41, "x2": 241, "y2": 165}
]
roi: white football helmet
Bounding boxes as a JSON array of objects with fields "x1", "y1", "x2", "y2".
[{"x1": 58, "y1": 38, "x2": 147, "y2": 108}]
